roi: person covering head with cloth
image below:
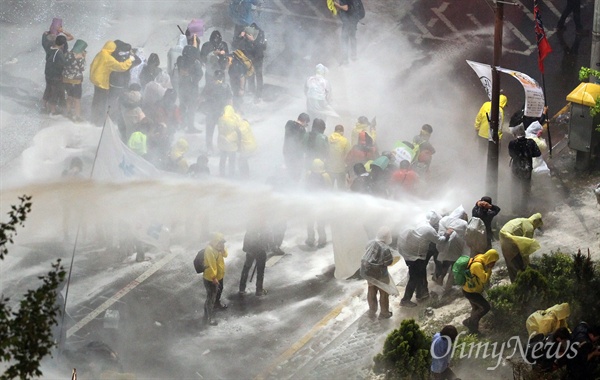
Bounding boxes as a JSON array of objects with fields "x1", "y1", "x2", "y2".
[
  {"x1": 203, "y1": 232, "x2": 229, "y2": 326},
  {"x1": 360, "y1": 226, "x2": 400, "y2": 320},
  {"x1": 499, "y1": 213, "x2": 543, "y2": 282},
  {"x1": 304, "y1": 64, "x2": 339, "y2": 123},
  {"x1": 462, "y1": 248, "x2": 499, "y2": 335}
]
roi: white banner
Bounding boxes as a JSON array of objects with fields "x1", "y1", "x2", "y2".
[
  {"x1": 496, "y1": 68, "x2": 545, "y2": 118},
  {"x1": 92, "y1": 117, "x2": 164, "y2": 181},
  {"x1": 467, "y1": 60, "x2": 545, "y2": 118},
  {"x1": 467, "y1": 60, "x2": 493, "y2": 100}
]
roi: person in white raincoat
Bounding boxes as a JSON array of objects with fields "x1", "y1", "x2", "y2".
[
  {"x1": 397, "y1": 212, "x2": 450, "y2": 307},
  {"x1": 525, "y1": 121, "x2": 550, "y2": 175},
  {"x1": 433, "y1": 206, "x2": 468, "y2": 291},
  {"x1": 360, "y1": 226, "x2": 400, "y2": 319},
  {"x1": 304, "y1": 64, "x2": 339, "y2": 122}
]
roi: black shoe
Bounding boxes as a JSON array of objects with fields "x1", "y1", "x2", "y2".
[
  {"x1": 417, "y1": 293, "x2": 430, "y2": 301},
  {"x1": 255, "y1": 289, "x2": 267, "y2": 296},
  {"x1": 400, "y1": 299, "x2": 417, "y2": 308},
  {"x1": 317, "y1": 241, "x2": 327, "y2": 248},
  {"x1": 214, "y1": 302, "x2": 228, "y2": 310},
  {"x1": 208, "y1": 319, "x2": 218, "y2": 326},
  {"x1": 305, "y1": 239, "x2": 315, "y2": 247},
  {"x1": 378, "y1": 311, "x2": 393, "y2": 319}
]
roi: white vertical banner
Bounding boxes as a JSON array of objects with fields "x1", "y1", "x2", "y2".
[
  {"x1": 467, "y1": 60, "x2": 545, "y2": 119},
  {"x1": 496, "y1": 68, "x2": 545, "y2": 118},
  {"x1": 467, "y1": 60, "x2": 493, "y2": 100},
  {"x1": 92, "y1": 117, "x2": 163, "y2": 181}
]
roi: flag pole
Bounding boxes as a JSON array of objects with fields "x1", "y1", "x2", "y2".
[
  {"x1": 540, "y1": 73, "x2": 553, "y2": 157},
  {"x1": 59, "y1": 108, "x2": 111, "y2": 348}
]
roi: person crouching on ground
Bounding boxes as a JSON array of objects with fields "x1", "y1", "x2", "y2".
[
  {"x1": 203, "y1": 233, "x2": 228, "y2": 326},
  {"x1": 462, "y1": 248, "x2": 499, "y2": 335},
  {"x1": 360, "y1": 226, "x2": 398, "y2": 320},
  {"x1": 431, "y1": 325, "x2": 460, "y2": 380}
]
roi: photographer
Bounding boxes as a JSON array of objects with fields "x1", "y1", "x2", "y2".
[{"x1": 566, "y1": 322, "x2": 600, "y2": 379}]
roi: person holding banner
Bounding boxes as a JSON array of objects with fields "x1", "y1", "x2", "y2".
[{"x1": 474, "y1": 94, "x2": 507, "y2": 155}]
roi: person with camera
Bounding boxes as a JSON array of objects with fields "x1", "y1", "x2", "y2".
[{"x1": 471, "y1": 196, "x2": 501, "y2": 250}]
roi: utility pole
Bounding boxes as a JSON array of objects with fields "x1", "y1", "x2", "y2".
[
  {"x1": 591, "y1": 0, "x2": 600, "y2": 84},
  {"x1": 486, "y1": 0, "x2": 504, "y2": 201}
]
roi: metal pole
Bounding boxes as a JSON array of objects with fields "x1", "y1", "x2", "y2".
[
  {"x1": 486, "y1": 1, "x2": 504, "y2": 201},
  {"x1": 591, "y1": 0, "x2": 600, "y2": 84}
]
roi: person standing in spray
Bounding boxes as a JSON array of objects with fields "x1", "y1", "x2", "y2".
[
  {"x1": 471, "y1": 196, "x2": 501, "y2": 250},
  {"x1": 203, "y1": 233, "x2": 228, "y2": 326},
  {"x1": 239, "y1": 220, "x2": 270, "y2": 296}
]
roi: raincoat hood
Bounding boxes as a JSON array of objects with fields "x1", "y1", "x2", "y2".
[
  {"x1": 376, "y1": 226, "x2": 393, "y2": 245},
  {"x1": 426, "y1": 210, "x2": 442, "y2": 229},
  {"x1": 500, "y1": 94, "x2": 508, "y2": 108},
  {"x1": 209, "y1": 30, "x2": 222, "y2": 44},
  {"x1": 526, "y1": 121, "x2": 543, "y2": 138},
  {"x1": 475, "y1": 249, "x2": 499, "y2": 266},
  {"x1": 210, "y1": 232, "x2": 226, "y2": 247},
  {"x1": 529, "y1": 213, "x2": 543, "y2": 229},
  {"x1": 102, "y1": 40, "x2": 117, "y2": 54},
  {"x1": 315, "y1": 63, "x2": 328, "y2": 76}
]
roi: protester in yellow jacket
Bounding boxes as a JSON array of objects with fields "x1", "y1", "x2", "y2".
[
  {"x1": 203, "y1": 232, "x2": 228, "y2": 326},
  {"x1": 327, "y1": 124, "x2": 350, "y2": 189},
  {"x1": 499, "y1": 213, "x2": 543, "y2": 282},
  {"x1": 218, "y1": 105, "x2": 241, "y2": 177},
  {"x1": 474, "y1": 94, "x2": 508, "y2": 140},
  {"x1": 238, "y1": 119, "x2": 256, "y2": 178},
  {"x1": 462, "y1": 248, "x2": 499, "y2": 334},
  {"x1": 351, "y1": 116, "x2": 376, "y2": 147},
  {"x1": 167, "y1": 138, "x2": 189, "y2": 174},
  {"x1": 89, "y1": 41, "x2": 134, "y2": 126}
]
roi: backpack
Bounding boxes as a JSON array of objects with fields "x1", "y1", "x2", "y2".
[
  {"x1": 511, "y1": 140, "x2": 533, "y2": 180},
  {"x1": 452, "y1": 255, "x2": 473, "y2": 286},
  {"x1": 350, "y1": 0, "x2": 365, "y2": 20},
  {"x1": 193, "y1": 249, "x2": 206, "y2": 273}
]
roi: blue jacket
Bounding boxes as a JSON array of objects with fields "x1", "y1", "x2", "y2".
[
  {"x1": 430, "y1": 332, "x2": 451, "y2": 374},
  {"x1": 229, "y1": 0, "x2": 259, "y2": 26}
]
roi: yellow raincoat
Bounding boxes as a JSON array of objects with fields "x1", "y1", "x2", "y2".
[
  {"x1": 463, "y1": 249, "x2": 499, "y2": 293},
  {"x1": 238, "y1": 119, "x2": 257, "y2": 157},
  {"x1": 499, "y1": 213, "x2": 543, "y2": 264},
  {"x1": 218, "y1": 105, "x2": 241, "y2": 153},
  {"x1": 169, "y1": 138, "x2": 189, "y2": 174},
  {"x1": 327, "y1": 131, "x2": 350, "y2": 174},
  {"x1": 351, "y1": 122, "x2": 376, "y2": 147},
  {"x1": 474, "y1": 94, "x2": 507, "y2": 140},
  {"x1": 90, "y1": 41, "x2": 133, "y2": 90},
  {"x1": 127, "y1": 131, "x2": 147, "y2": 156},
  {"x1": 526, "y1": 303, "x2": 570, "y2": 336},
  {"x1": 327, "y1": 0, "x2": 338, "y2": 15},
  {"x1": 203, "y1": 233, "x2": 228, "y2": 282}
]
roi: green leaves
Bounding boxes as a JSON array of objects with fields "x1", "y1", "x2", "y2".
[{"x1": 0, "y1": 196, "x2": 66, "y2": 380}]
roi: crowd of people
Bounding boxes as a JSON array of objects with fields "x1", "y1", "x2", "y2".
[{"x1": 42, "y1": 1, "x2": 599, "y2": 378}]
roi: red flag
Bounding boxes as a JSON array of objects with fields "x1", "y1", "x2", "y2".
[{"x1": 534, "y1": 0, "x2": 552, "y2": 73}]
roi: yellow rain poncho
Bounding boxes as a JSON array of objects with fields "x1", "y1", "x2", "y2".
[
  {"x1": 90, "y1": 41, "x2": 133, "y2": 90},
  {"x1": 203, "y1": 232, "x2": 228, "y2": 282},
  {"x1": 463, "y1": 249, "x2": 499, "y2": 293},
  {"x1": 526, "y1": 303, "x2": 570, "y2": 336},
  {"x1": 474, "y1": 94, "x2": 507, "y2": 140},
  {"x1": 238, "y1": 119, "x2": 257, "y2": 157},
  {"x1": 218, "y1": 105, "x2": 241, "y2": 153},
  {"x1": 499, "y1": 213, "x2": 543, "y2": 264}
]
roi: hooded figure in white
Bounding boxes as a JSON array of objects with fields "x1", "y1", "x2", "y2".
[
  {"x1": 435, "y1": 206, "x2": 468, "y2": 290},
  {"x1": 304, "y1": 63, "x2": 339, "y2": 122},
  {"x1": 525, "y1": 121, "x2": 550, "y2": 175}
]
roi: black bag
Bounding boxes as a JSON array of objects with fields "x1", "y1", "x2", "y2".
[
  {"x1": 511, "y1": 141, "x2": 533, "y2": 180},
  {"x1": 193, "y1": 249, "x2": 206, "y2": 273},
  {"x1": 350, "y1": 0, "x2": 365, "y2": 20}
]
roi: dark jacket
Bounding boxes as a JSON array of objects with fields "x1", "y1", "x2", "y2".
[
  {"x1": 243, "y1": 226, "x2": 271, "y2": 254},
  {"x1": 283, "y1": 120, "x2": 306, "y2": 158},
  {"x1": 200, "y1": 31, "x2": 229, "y2": 64},
  {"x1": 472, "y1": 203, "x2": 501, "y2": 237},
  {"x1": 45, "y1": 47, "x2": 66, "y2": 80},
  {"x1": 508, "y1": 136, "x2": 542, "y2": 179}
]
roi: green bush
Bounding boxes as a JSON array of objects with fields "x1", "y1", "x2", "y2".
[{"x1": 373, "y1": 319, "x2": 432, "y2": 380}]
